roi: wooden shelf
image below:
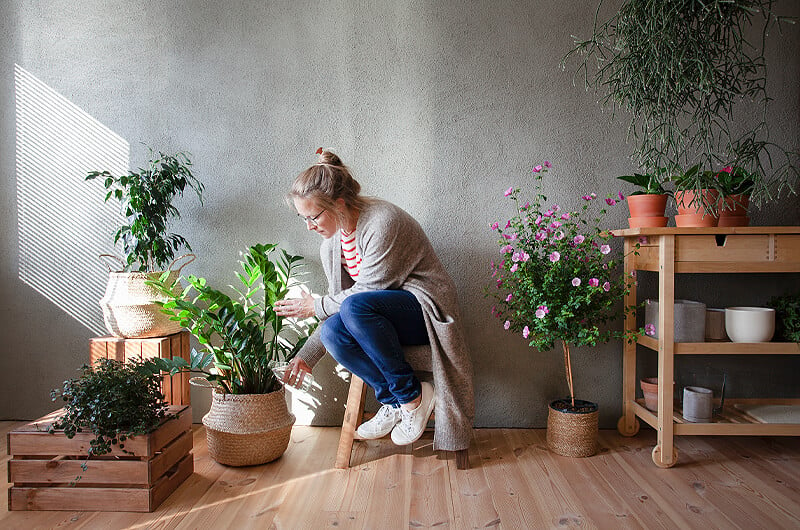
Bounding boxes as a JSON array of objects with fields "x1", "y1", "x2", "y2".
[
  {"x1": 617, "y1": 226, "x2": 800, "y2": 467},
  {"x1": 637, "y1": 335, "x2": 800, "y2": 354}
]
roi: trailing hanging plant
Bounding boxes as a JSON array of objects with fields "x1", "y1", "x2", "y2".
[
  {"x1": 563, "y1": 0, "x2": 799, "y2": 208},
  {"x1": 86, "y1": 149, "x2": 204, "y2": 272},
  {"x1": 50, "y1": 358, "x2": 173, "y2": 458}
]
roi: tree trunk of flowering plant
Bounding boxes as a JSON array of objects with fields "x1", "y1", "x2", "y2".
[{"x1": 562, "y1": 340, "x2": 575, "y2": 408}]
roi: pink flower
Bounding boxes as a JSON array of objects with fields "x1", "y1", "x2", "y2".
[
  {"x1": 544, "y1": 209, "x2": 553, "y2": 217},
  {"x1": 549, "y1": 251, "x2": 560, "y2": 262},
  {"x1": 606, "y1": 198, "x2": 616, "y2": 206},
  {"x1": 572, "y1": 277, "x2": 581, "y2": 287},
  {"x1": 504, "y1": 187, "x2": 513, "y2": 197},
  {"x1": 522, "y1": 201, "x2": 530, "y2": 209},
  {"x1": 553, "y1": 230, "x2": 565, "y2": 240},
  {"x1": 535, "y1": 305, "x2": 549, "y2": 319},
  {"x1": 504, "y1": 320, "x2": 511, "y2": 330},
  {"x1": 535, "y1": 232, "x2": 547, "y2": 241},
  {"x1": 523, "y1": 326, "x2": 530, "y2": 338},
  {"x1": 500, "y1": 244, "x2": 513, "y2": 253},
  {"x1": 505, "y1": 293, "x2": 513, "y2": 302},
  {"x1": 533, "y1": 165, "x2": 543, "y2": 173},
  {"x1": 491, "y1": 222, "x2": 499, "y2": 231},
  {"x1": 618, "y1": 191, "x2": 625, "y2": 201},
  {"x1": 560, "y1": 213, "x2": 570, "y2": 220},
  {"x1": 721, "y1": 166, "x2": 733, "y2": 173},
  {"x1": 544, "y1": 160, "x2": 552, "y2": 168},
  {"x1": 505, "y1": 220, "x2": 512, "y2": 229},
  {"x1": 637, "y1": 236, "x2": 648, "y2": 245},
  {"x1": 550, "y1": 221, "x2": 562, "y2": 229},
  {"x1": 510, "y1": 263, "x2": 519, "y2": 272},
  {"x1": 644, "y1": 323, "x2": 656, "y2": 336},
  {"x1": 552, "y1": 204, "x2": 560, "y2": 212},
  {"x1": 600, "y1": 244, "x2": 611, "y2": 255},
  {"x1": 535, "y1": 215, "x2": 542, "y2": 225},
  {"x1": 582, "y1": 194, "x2": 593, "y2": 201},
  {"x1": 588, "y1": 278, "x2": 599, "y2": 287},
  {"x1": 602, "y1": 281, "x2": 611, "y2": 292},
  {"x1": 630, "y1": 270, "x2": 637, "y2": 278},
  {"x1": 573, "y1": 234, "x2": 585, "y2": 245}
]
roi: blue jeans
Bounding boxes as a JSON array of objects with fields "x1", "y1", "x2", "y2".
[{"x1": 320, "y1": 290, "x2": 429, "y2": 406}]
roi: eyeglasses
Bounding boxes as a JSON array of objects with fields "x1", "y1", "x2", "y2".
[{"x1": 298, "y1": 208, "x2": 326, "y2": 227}]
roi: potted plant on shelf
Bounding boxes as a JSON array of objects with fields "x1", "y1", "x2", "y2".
[
  {"x1": 616, "y1": 168, "x2": 670, "y2": 228},
  {"x1": 716, "y1": 166, "x2": 757, "y2": 227},
  {"x1": 86, "y1": 149, "x2": 204, "y2": 338},
  {"x1": 148, "y1": 243, "x2": 316, "y2": 466},
  {"x1": 671, "y1": 164, "x2": 720, "y2": 227},
  {"x1": 767, "y1": 292, "x2": 800, "y2": 342},
  {"x1": 487, "y1": 161, "x2": 642, "y2": 457},
  {"x1": 563, "y1": 0, "x2": 798, "y2": 212}
]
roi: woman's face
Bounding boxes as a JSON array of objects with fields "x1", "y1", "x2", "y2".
[{"x1": 294, "y1": 197, "x2": 339, "y2": 239}]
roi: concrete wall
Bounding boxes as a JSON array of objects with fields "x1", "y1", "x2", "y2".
[{"x1": 2, "y1": 1, "x2": 798, "y2": 427}]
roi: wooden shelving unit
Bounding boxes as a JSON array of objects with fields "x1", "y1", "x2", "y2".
[{"x1": 613, "y1": 226, "x2": 800, "y2": 467}]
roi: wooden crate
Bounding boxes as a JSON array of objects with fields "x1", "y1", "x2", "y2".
[
  {"x1": 89, "y1": 331, "x2": 191, "y2": 406},
  {"x1": 7, "y1": 405, "x2": 193, "y2": 512}
]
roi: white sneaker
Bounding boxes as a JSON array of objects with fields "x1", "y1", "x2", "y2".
[
  {"x1": 391, "y1": 382, "x2": 436, "y2": 446},
  {"x1": 356, "y1": 404, "x2": 401, "y2": 439}
]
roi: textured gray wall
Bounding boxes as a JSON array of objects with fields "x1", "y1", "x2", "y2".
[{"x1": 2, "y1": 1, "x2": 799, "y2": 427}]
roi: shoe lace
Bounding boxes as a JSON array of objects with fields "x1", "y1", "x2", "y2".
[{"x1": 376, "y1": 404, "x2": 396, "y2": 421}]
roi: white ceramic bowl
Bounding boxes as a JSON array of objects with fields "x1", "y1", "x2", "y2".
[{"x1": 725, "y1": 307, "x2": 775, "y2": 343}]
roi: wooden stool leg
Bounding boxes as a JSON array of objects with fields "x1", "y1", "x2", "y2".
[
  {"x1": 335, "y1": 374, "x2": 367, "y2": 469},
  {"x1": 455, "y1": 449, "x2": 470, "y2": 470}
]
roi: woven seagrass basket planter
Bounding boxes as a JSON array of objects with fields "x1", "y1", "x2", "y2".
[
  {"x1": 546, "y1": 399, "x2": 599, "y2": 458},
  {"x1": 203, "y1": 387, "x2": 295, "y2": 466},
  {"x1": 100, "y1": 270, "x2": 183, "y2": 338}
]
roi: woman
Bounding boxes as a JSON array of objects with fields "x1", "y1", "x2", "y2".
[{"x1": 275, "y1": 149, "x2": 474, "y2": 450}]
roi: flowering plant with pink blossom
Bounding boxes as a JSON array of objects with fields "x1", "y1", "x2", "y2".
[{"x1": 487, "y1": 161, "x2": 641, "y2": 407}]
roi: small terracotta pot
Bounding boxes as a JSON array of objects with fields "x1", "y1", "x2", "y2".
[
  {"x1": 627, "y1": 194, "x2": 668, "y2": 218},
  {"x1": 718, "y1": 194, "x2": 750, "y2": 226},
  {"x1": 629, "y1": 216, "x2": 669, "y2": 228},
  {"x1": 675, "y1": 213, "x2": 718, "y2": 227},
  {"x1": 640, "y1": 378, "x2": 659, "y2": 412},
  {"x1": 675, "y1": 189, "x2": 719, "y2": 214}
]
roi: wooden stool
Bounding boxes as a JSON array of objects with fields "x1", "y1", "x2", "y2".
[{"x1": 334, "y1": 345, "x2": 469, "y2": 470}]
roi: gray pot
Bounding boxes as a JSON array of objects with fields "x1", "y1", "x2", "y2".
[
  {"x1": 683, "y1": 386, "x2": 713, "y2": 423},
  {"x1": 644, "y1": 299, "x2": 706, "y2": 342}
]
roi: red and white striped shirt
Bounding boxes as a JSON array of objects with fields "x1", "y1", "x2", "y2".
[{"x1": 341, "y1": 229, "x2": 361, "y2": 279}]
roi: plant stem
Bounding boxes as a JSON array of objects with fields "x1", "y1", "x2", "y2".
[{"x1": 562, "y1": 340, "x2": 575, "y2": 407}]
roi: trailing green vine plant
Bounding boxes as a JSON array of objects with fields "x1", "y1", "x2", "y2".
[
  {"x1": 50, "y1": 357, "x2": 174, "y2": 484},
  {"x1": 562, "y1": 0, "x2": 798, "y2": 209}
]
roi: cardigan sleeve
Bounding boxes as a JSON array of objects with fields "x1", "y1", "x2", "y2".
[{"x1": 315, "y1": 204, "x2": 424, "y2": 317}]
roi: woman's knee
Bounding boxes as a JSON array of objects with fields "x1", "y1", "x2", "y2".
[{"x1": 320, "y1": 315, "x2": 347, "y2": 353}]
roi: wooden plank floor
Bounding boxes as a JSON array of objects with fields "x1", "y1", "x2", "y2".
[{"x1": 3, "y1": 421, "x2": 799, "y2": 529}]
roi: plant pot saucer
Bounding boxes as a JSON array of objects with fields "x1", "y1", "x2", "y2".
[{"x1": 628, "y1": 216, "x2": 668, "y2": 228}]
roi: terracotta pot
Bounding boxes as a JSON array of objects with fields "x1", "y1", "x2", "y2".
[
  {"x1": 675, "y1": 189, "x2": 718, "y2": 214},
  {"x1": 718, "y1": 194, "x2": 750, "y2": 227},
  {"x1": 640, "y1": 378, "x2": 659, "y2": 412},
  {"x1": 675, "y1": 213, "x2": 718, "y2": 227},
  {"x1": 627, "y1": 194, "x2": 668, "y2": 218},
  {"x1": 629, "y1": 216, "x2": 669, "y2": 228}
]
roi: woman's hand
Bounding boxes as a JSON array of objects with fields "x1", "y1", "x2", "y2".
[
  {"x1": 274, "y1": 290, "x2": 316, "y2": 319},
  {"x1": 283, "y1": 357, "x2": 312, "y2": 389}
]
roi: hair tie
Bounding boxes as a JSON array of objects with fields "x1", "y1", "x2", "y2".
[{"x1": 315, "y1": 147, "x2": 324, "y2": 155}]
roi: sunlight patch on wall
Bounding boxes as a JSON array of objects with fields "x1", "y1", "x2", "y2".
[{"x1": 15, "y1": 64, "x2": 129, "y2": 335}]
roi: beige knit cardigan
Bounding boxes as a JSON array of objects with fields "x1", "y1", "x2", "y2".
[{"x1": 296, "y1": 199, "x2": 475, "y2": 451}]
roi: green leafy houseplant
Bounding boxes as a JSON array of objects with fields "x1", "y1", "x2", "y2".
[
  {"x1": 716, "y1": 166, "x2": 757, "y2": 197},
  {"x1": 563, "y1": 0, "x2": 798, "y2": 208},
  {"x1": 148, "y1": 244, "x2": 316, "y2": 395},
  {"x1": 50, "y1": 358, "x2": 173, "y2": 458},
  {"x1": 616, "y1": 168, "x2": 670, "y2": 196},
  {"x1": 487, "y1": 161, "x2": 643, "y2": 409},
  {"x1": 767, "y1": 292, "x2": 800, "y2": 342},
  {"x1": 87, "y1": 149, "x2": 204, "y2": 272}
]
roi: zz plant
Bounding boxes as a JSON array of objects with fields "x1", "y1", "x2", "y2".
[
  {"x1": 148, "y1": 244, "x2": 316, "y2": 394},
  {"x1": 86, "y1": 149, "x2": 204, "y2": 272}
]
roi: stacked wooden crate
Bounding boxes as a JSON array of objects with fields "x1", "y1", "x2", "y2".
[{"x1": 7, "y1": 405, "x2": 193, "y2": 512}]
